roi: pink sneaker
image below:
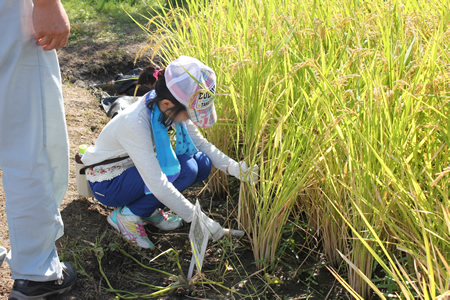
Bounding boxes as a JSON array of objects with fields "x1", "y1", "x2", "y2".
[{"x1": 107, "y1": 208, "x2": 155, "y2": 249}]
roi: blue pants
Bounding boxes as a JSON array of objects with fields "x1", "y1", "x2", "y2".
[{"x1": 89, "y1": 152, "x2": 211, "y2": 218}]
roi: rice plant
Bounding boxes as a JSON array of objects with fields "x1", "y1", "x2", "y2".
[{"x1": 135, "y1": 0, "x2": 449, "y2": 298}]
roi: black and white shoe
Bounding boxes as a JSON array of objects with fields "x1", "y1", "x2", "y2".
[{"x1": 9, "y1": 262, "x2": 77, "y2": 300}]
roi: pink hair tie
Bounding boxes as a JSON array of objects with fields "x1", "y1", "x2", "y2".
[{"x1": 153, "y1": 69, "x2": 160, "y2": 80}]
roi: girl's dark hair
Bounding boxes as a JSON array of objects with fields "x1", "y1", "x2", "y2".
[
  {"x1": 137, "y1": 64, "x2": 159, "y2": 87},
  {"x1": 147, "y1": 68, "x2": 187, "y2": 127}
]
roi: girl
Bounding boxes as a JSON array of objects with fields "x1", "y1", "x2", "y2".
[
  {"x1": 136, "y1": 64, "x2": 160, "y2": 89},
  {"x1": 82, "y1": 56, "x2": 258, "y2": 249}
]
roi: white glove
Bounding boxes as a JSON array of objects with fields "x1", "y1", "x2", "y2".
[
  {"x1": 201, "y1": 212, "x2": 224, "y2": 241},
  {"x1": 227, "y1": 161, "x2": 259, "y2": 184}
]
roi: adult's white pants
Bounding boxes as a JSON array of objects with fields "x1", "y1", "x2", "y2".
[{"x1": 0, "y1": 0, "x2": 69, "y2": 281}]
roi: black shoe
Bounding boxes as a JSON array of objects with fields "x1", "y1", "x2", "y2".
[{"x1": 9, "y1": 262, "x2": 77, "y2": 300}]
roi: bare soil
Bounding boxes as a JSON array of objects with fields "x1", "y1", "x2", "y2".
[{"x1": 0, "y1": 37, "x2": 348, "y2": 299}]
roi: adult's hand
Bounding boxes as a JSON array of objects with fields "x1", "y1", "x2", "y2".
[{"x1": 33, "y1": 0, "x2": 70, "y2": 51}]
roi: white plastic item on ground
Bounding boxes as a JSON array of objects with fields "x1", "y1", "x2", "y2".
[
  {"x1": 223, "y1": 229, "x2": 245, "y2": 236},
  {"x1": 0, "y1": 246, "x2": 6, "y2": 267},
  {"x1": 76, "y1": 145, "x2": 94, "y2": 197}
]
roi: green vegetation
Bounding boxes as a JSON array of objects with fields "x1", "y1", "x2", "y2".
[
  {"x1": 63, "y1": 0, "x2": 157, "y2": 45},
  {"x1": 137, "y1": 0, "x2": 450, "y2": 298}
]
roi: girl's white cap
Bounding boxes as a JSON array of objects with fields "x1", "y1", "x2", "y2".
[{"x1": 165, "y1": 56, "x2": 217, "y2": 128}]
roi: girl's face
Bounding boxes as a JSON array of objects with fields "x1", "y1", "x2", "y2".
[
  {"x1": 173, "y1": 110, "x2": 189, "y2": 123},
  {"x1": 159, "y1": 99, "x2": 190, "y2": 124}
]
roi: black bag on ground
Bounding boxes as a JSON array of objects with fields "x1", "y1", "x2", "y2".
[
  {"x1": 113, "y1": 68, "x2": 151, "y2": 96},
  {"x1": 101, "y1": 96, "x2": 141, "y2": 118}
]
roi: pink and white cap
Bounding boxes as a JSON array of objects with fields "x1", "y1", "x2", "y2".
[{"x1": 165, "y1": 56, "x2": 217, "y2": 128}]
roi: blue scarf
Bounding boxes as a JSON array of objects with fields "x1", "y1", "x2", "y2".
[{"x1": 144, "y1": 91, "x2": 198, "y2": 194}]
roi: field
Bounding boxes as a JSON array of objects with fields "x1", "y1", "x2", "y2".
[{"x1": 0, "y1": 0, "x2": 449, "y2": 299}]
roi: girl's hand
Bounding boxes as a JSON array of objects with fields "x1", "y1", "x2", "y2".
[
  {"x1": 228, "y1": 161, "x2": 259, "y2": 185},
  {"x1": 201, "y1": 213, "x2": 224, "y2": 241}
]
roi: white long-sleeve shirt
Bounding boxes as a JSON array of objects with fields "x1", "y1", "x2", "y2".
[{"x1": 81, "y1": 98, "x2": 235, "y2": 222}]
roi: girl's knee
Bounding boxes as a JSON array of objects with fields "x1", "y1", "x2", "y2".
[
  {"x1": 177, "y1": 154, "x2": 199, "y2": 185},
  {"x1": 194, "y1": 152, "x2": 212, "y2": 181}
]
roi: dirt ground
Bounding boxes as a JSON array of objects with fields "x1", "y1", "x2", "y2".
[{"x1": 0, "y1": 37, "x2": 348, "y2": 299}]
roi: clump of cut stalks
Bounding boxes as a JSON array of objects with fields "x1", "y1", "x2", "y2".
[{"x1": 133, "y1": 0, "x2": 449, "y2": 298}]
